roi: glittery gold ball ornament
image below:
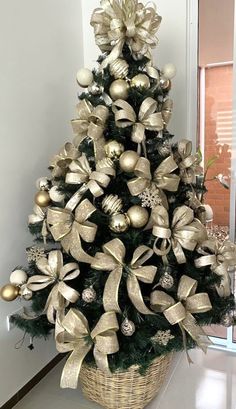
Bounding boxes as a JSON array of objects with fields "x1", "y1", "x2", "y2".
[
  {"x1": 109, "y1": 213, "x2": 130, "y2": 233},
  {"x1": 121, "y1": 318, "x2": 136, "y2": 336},
  {"x1": 119, "y1": 150, "x2": 139, "y2": 173},
  {"x1": 0, "y1": 284, "x2": 19, "y2": 302},
  {"x1": 127, "y1": 205, "x2": 149, "y2": 229},
  {"x1": 109, "y1": 79, "x2": 129, "y2": 100},
  {"x1": 109, "y1": 58, "x2": 129, "y2": 79},
  {"x1": 160, "y1": 77, "x2": 171, "y2": 91},
  {"x1": 105, "y1": 140, "x2": 125, "y2": 159},
  {"x1": 82, "y1": 287, "x2": 97, "y2": 303},
  {"x1": 76, "y1": 68, "x2": 94, "y2": 87},
  {"x1": 36, "y1": 177, "x2": 50, "y2": 191},
  {"x1": 102, "y1": 195, "x2": 123, "y2": 215},
  {"x1": 10, "y1": 269, "x2": 28, "y2": 286},
  {"x1": 35, "y1": 191, "x2": 51, "y2": 207},
  {"x1": 159, "y1": 272, "x2": 174, "y2": 290},
  {"x1": 131, "y1": 74, "x2": 150, "y2": 89}
]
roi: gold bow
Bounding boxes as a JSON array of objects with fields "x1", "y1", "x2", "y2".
[
  {"x1": 71, "y1": 100, "x2": 109, "y2": 161},
  {"x1": 56, "y1": 308, "x2": 119, "y2": 388},
  {"x1": 65, "y1": 154, "x2": 115, "y2": 211},
  {"x1": 50, "y1": 142, "x2": 79, "y2": 178},
  {"x1": 28, "y1": 205, "x2": 48, "y2": 244},
  {"x1": 150, "y1": 275, "x2": 212, "y2": 357},
  {"x1": 112, "y1": 98, "x2": 163, "y2": 156},
  {"x1": 91, "y1": 239, "x2": 156, "y2": 315},
  {"x1": 195, "y1": 239, "x2": 236, "y2": 297},
  {"x1": 151, "y1": 205, "x2": 207, "y2": 264},
  {"x1": 27, "y1": 251, "x2": 80, "y2": 323},
  {"x1": 177, "y1": 140, "x2": 199, "y2": 184},
  {"x1": 47, "y1": 199, "x2": 97, "y2": 264}
]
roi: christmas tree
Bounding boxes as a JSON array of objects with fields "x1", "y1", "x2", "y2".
[{"x1": 1, "y1": 0, "x2": 236, "y2": 392}]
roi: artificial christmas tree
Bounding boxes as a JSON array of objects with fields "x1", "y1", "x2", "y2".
[{"x1": 1, "y1": 1, "x2": 236, "y2": 408}]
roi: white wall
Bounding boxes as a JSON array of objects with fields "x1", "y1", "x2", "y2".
[{"x1": 0, "y1": 0, "x2": 83, "y2": 405}]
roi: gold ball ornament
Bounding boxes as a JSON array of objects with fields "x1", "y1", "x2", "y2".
[
  {"x1": 34, "y1": 191, "x2": 51, "y2": 207},
  {"x1": 76, "y1": 68, "x2": 94, "y2": 88},
  {"x1": 131, "y1": 74, "x2": 150, "y2": 89},
  {"x1": 102, "y1": 195, "x2": 123, "y2": 215},
  {"x1": 10, "y1": 269, "x2": 28, "y2": 286},
  {"x1": 127, "y1": 205, "x2": 149, "y2": 229},
  {"x1": 105, "y1": 140, "x2": 125, "y2": 159},
  {"x1": 109, "y1": 58, "x2": 129, "y2": 79},
  {"x1": 0, "y1": 284, "x2": 19, "y2": 302},
  {"x1": 121, "y1": 318, "x2": 136, "y2": 336},
  {"x1": 109, "y1": 79, "x2": 129, "y2": 100},
  {"x1": 109, "y1": 213, "x2": 130, "y2": 233},
  {"x1": 160, "y1": 77, "x2": 171, "y2": 91},
  {"x1": 119, "y1": 150, "x2": 139, "y2": 173}
]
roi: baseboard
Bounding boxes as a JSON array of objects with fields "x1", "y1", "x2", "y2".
[{"x1": 1, "y1": 354, "x2": 65, "y2": 409}]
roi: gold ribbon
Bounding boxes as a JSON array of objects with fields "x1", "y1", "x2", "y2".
[
  {"x1": 65, "y1": 154, "x2": 115, "y2": 211},
  {"x1": 195, "y1": 239, "x2": 236, "y2": 297},
  {"x1": 71, "y1": 100, "x2": 109, "y2": 161},
  {"x1": 56, "y1": 308, "x2": 119, "y2": 388},
  {"x1": 50, "y1": 142, "x2": 79, "y2": 178},
  {"x1": 27, "y1": 250, "x2": 80, "y2": 323},
  {"x1": 151, "y1": 205, "x2": 207, "y2": 264},
  {"x1": 47, "y1": 199, "x2": 97, "y2": 264},
  {"x1": 162, "y1": 98, "x2": 173, "y2": 126},
  {"x1": 28, "y1": 205, "x2": 48, "y2": 244},
  {"x1": 177, "y1": 140, "x2": 199, "y2": 184},
  {"x1": 150, "y1": 275, "x2": 212, "y2": 357},
  {"x1": 91, "y1": 238, "x2": 156, "y2": 315},
  {"x1": 112, "y1": 98, "x2": 163, "y2": 156},
  {"x1": 90, "y1": 0, "x2": 162, "y2": 68}
]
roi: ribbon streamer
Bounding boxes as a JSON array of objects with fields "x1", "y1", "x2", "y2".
[
  {"x1": 91, "y1": 238, "x2": 156, "y2": 315},
  {"x1": 47, "y1": 199, "x2": 97, "y2": 264},
  {"x1": 28, "y1": 205, "x2": 48, "y2": 244},
  {"x1": 50, "y1": 142, "x2": 80, "y2": 178},
  {"x1": 56, "y1": 308, "x2": 119, "y2": 389},
  {"x1": 177, "y1": 140, "x2": 200, "y2": 184}
]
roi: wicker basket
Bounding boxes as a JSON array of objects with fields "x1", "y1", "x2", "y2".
[{"x1": 79, "y1": 353, "x2": 173, "y2": 409}]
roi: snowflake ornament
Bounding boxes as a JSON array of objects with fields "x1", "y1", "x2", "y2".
[
  {"x1": 151, "y1": 330, "x2": 175, "y2": 346},
  {"x1": 138, "y1": 186, "x2": 162, "y2": 209},
  {"x1": 26, "y1": 247, "x2": 46, "y2": 263}
]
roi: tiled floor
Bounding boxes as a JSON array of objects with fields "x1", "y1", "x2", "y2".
[{"x1": 14, "y1": 348, "x2": 236, "y2": 409}]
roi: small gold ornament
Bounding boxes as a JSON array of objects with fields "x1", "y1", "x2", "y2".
[
  {"x1": 35, "y1": 191, "x2": 51, "y2": 207},
  {"x1": 20, "y1": 284, "x2": 33, "y2": 301},
  {"x1": 109, "y1": 79, "x2": 129, "y2": 100},
  {"x1": 82, "y1": 287, "x2": 97, "y2": 303},
  {"x1": 105, "y1": 140, "x2": 125, "y2": 159},
  {"x1": 109, "y1": 213, "x2": 130, "y2": 233},
  {"x1": 127, "y1": 205, "x2": 149, "y2": 229},
  {"x1": 151, "y1": 329, "x2": 175, "y2": 346},
  {"x1": 121, "y1": 318, "x2": 136, "y2": 336},
  {"x1": 102, "y1": 195, "x2": 123, "y2": 215},
  {"x1": 160, "y1": 77, "x2": 171, "y2": 91},
  {"x1": 0, "y1": 284, "x2": 19, "y2": 301},
  {"x1": 131, "y1": 74, "x2": 150, "y2": 89},
  {"x1": 159, "y1": 272, "x2": 174, "y2": 290},
  {"x1": 10, "y1": 270, "x2": 28, "y2": 286},
  {"x1": 109, "y1": 58, "x2": 129, "y2": 79},
  {"x1": 119, "y1": 150, "x2": 139, "y2": 173},
  {"x1": 158, "y1": 141, "x2": 171, "y2": 157}
]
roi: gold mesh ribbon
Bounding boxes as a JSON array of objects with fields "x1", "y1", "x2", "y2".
[
  {"x1": 91, "y1": 238, "x2": 156, "y2": 315},
  {"x1": 112, "y1": 98, "x2": 163, "y2": 156},
  {"x1": 47, "y1": 199, "x2": 97, "y2": 264},
  {"x1": 56, "y1": 308, "x2": 119, "y2": 388},
  {"x1": 151, "y1": 205, "x2": 207, "y2": 264},
  {"x1": 90, "y1": 0, "x2": 162, "y2": 68},
  {"x1": 28, "y1": 205, "x2": 48, "y2": 244},
  {"x1": 177, "y1": 140, "x2": 199, "y2": 184},
  {"x1": 195, "y1": 239, "x2": 236, "y2": 297},
  {"x1": 27, "y1": 250, "x2": 80, "y2": 323},
  {"x1": 71, "y1": 100, "x2": 109, "y2": 161},
  {"x1": 65, "y1": 154, "x2": 115, "y2": 211},
  {"x1": 150, "y1": 275, "x2": 212, "y2": 358},
  {"x1": 50, "y1": 142, "x2": 80, "y2": 178}
]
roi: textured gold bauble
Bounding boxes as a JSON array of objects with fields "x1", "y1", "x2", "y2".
[
  {"x1": 0, "y1": 284, "x2": 19, "y2": 302},
  {"x1": 159, "y1": 273, "x2": 174, "y2": 290},
  {"x1": 109, "y1": 58, "x2": 129, "y2": 79},
  {"x1": 160, "y1": 77, "x2": 171, "y2": 91},
  {"x1": 82, "y1": 287, "x2": 97, "y2": 303},
  {"x1": 121, "y1": 318, "x2": 136, "y2": 336},
  {"x1": 109, "y1": 79, "x2": 129, "y2": 100},
  {"x1": 35, "y1": 191, "x2": 51, "y2": 207},
  {"x1": 131, "y1": 74, "x2": 150, "y2": 89},
  {"x1": 102, "y1": 194, "x2": 123, "y2": 215},
  {"x1": 127, "y1": 205, "x2": 149, "y2": 229},
  {"x1": 119, "y1": 150, "x2": 139, "y2": 173},
  {"x1": 109, "y1": 213, "x2": 130, "y2": 233},
  {"x1": 105, "y1": 140, "x2": 125, "y2": 159}
]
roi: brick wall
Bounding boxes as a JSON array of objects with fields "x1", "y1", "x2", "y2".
[{"x1": 204, "y1": 65, "x2": 233, "y2": 226}]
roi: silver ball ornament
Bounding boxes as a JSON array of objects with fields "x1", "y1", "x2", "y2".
[
  {"x1": 82, "y1": 287, "x2": 97, "y2": 303},
  {"x1": 159, "y1": 272, "x2": 174, "y2": 290},
  {"x1": 36, "y1": 177, "x2": 50, "y2": 191},
  {"x1": 121, "y1": 318, "x2": 136, "y2": 336},
  {"x1": 88, "y1": 82, "x2": 104, "y2": 95}
]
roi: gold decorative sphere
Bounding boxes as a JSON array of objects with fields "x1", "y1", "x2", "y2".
[
  {"x1": 105, "y1": 140, "x2": 125, "y2": 159},
  {"x1": 131, "y1": 74, "x2": 150, "y2": 89},
  {"x1": 109, "y1": 58, "x2": 129, "y2": 79},
  {"x1": 35, "y1": 191, "x2": 51, "y2": 207},
  {"x1": 0, "y1": 284, "x2": 19, "y2": 302},
  {"x1": 109, "y1": 79, "x2": 129, "y2": 100},
  {"x1": 160, "y1": 77, "x2": 171, "y2": 91},
  {"x1": 127, "y1": 205, "x2": 149, "y2": 228},
  {"x1": 119, "y1": 150, "x2": 139, "y2": 173},
  {"x1": 109, "y1": 213, "x2": 130, "y2": 233}
]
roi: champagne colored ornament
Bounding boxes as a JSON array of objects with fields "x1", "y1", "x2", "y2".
[
  {"x1": 127, "y1": 205, "x2": 149, "y2": 229},
  {"x1": 109, "y1": 213, "x2": 130, "y2": 233},
  {"x1": 82, "y1": 287, "x2": 97, "y2": 303},
  {"x1": 121, "y1": 318, "x2": 136, "y2": 336},
  {"x1": 159, "y1": 272, "x2": 174, "y2": 290},
  {"x1": 0, "y1": 284, "x2": 19, "y2": 301},
  {"x1": 102, "y1": 195, "x2": 123, "y2": 215},
  {"x1": 162, "y1": 63, "x2": 177, "y2": 80},
  {"x1": 76, "y1": 68, "x2": 94, "y2": 87},
  {"x1": 109, "y1": 58, "x2": 129, "y2": 79},
  {"x1": 139, "y1": 186, "x2": 162, "y2": 209},
  {"x1": 20, "y1": 284, "x2": 33, "y2": 301},
  {"x1": 131, "y1": 74, "x2": 150, "y2": 89},
  {"x1": 36, "y1": 177, "x2": 50, "y2": 191},
  {"x1": 88, "y1": 82, "x2": 104, "y2": 95},
  {"x1": 105, "y1": 140, "x2": 125, "y2": 159},
  {"x1": 151, "y1": 329, "x2": 174, "y2": 346},
  {"x1": 160, "y1": 77, "x2": 171, "y2": 91},
  {"x1": 35, "y1": 191, "x2": 51, "y2": 207},
  {"x1": 109, "y1": 79, "x2": 129, "y2": 100},
  {"x1": 119, "y1": 150, "x2": 139, "y2": 173},
  {"x1": 10, "y1": 269, "x2": 28, "y2": 286},
  {"x1": 49, "y1": 186, "x2": 65, "y2": 203},
  {"x1": 158, "y1": 141, "x2": 171, "y2": 157},
  {"x1": 202, "y1": 204, "x2": 214, "y2": 223}
]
